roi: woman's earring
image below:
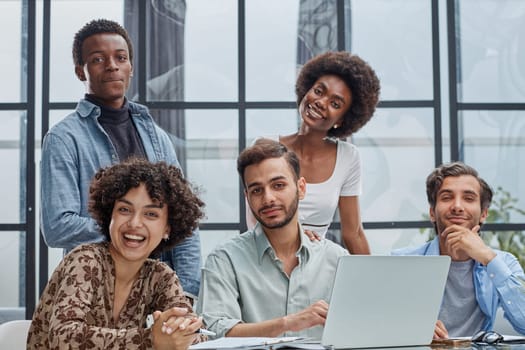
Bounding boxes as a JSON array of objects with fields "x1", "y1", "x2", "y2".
[
  {"x1": 163, "y1": 235, "x2": 169, "y2": 242},
  {"x1": 333, "y1": 124, "x2": 339, "y2": 129}
]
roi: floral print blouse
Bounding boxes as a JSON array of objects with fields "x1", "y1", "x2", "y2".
[{"x1": 27, "y1": 243, "x2": 200, "y2": 349}]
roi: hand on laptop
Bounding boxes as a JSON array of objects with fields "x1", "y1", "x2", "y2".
[
  {"x1": 441, "y1": 224, "x2": 496, "y2": 265},
  {"x1": 283, "y1": 300, "x2": 328, "y2": 332},
  {"x1": 433, "y1": 320, "x2": 449, "y2": 340}
]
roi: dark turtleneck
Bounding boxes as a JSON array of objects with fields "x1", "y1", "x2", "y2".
[{"x1": 85, "y1": 94, "x2": 146, "y2": 161}]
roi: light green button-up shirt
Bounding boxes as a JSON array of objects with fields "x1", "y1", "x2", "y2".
[{"x1": 196, "y1": 223, "x2": 348, "y2": 339}]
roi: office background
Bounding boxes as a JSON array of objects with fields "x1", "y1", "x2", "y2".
[{"x1": 1, "y1": 0, "x2": 524, "y2": 321}]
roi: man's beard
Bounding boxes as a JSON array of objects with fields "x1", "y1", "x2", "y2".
[{"x1": 251, "y1": 192, "x2": 299, "y2": 230}]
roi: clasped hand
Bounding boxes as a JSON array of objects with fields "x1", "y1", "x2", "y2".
[{"x1": 151, "y1": 307, "x2": 202, "y2": 350}]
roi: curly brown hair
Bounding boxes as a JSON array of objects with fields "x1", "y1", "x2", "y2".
[
  {"x1": 73, "y1": 18, "x2": 133, "y2": 66},
  {"x1": 88, "y1": 158, "x2": 204, "y2": 256},
  {"x1": 296, "y1": 51, "x2": 380, "y2": 138}
]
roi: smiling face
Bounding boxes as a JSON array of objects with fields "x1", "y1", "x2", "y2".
[
  {"x1": 108, "y1": 184, "x2": 170, "y2": 265},
  {"x1": 430, "y1": 175, "x2": 488, "y2": 235},
  {"x1": 244, "y1": 157, "x2": 305, "y2": 230},
  {"x1": 298, "y1": 74, "x2": 352, "y2": 133},
  {"x1": 75, "y1": 33, "x2": 133, "y2": 109}
]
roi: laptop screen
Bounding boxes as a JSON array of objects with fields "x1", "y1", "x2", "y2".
[{"x1": 322, "y1": 255, "x2": 450, "y2": 349}]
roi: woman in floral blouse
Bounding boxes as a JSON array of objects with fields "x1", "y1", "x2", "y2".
[{"x1": 28, "y1": 158, "x2": 205, "y2": 349}]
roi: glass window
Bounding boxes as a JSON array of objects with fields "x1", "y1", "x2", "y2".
[
  {"x1": 184, "y1": 110, "x2": 239, "y2": 223},
  {"x1": 47, "y1": 247, "x2": 64, "y2": 279},
  {"x1": 246, "y1": 109, "x2": 299, "y2": 141},
  {"x1": 356, "y1": 108, "x2": 435, "y2": 222},
  {"x1": 184, "y1": 0, "x2": 238, "y2": 102},
  {"x1": 367, "y1": 228, "x2": 431, "y2": 254},
  {"x1": 245, "y1": 0, "x2": 299, "y2": 101},
  {"x1": 0, "y1": 111, "x2": 22, "y2": 223},
  {"x1": 200, "y1": 230, "x2": 239, "y2": 264},
  {"x1": 0, "y1": 231, "x2": 22, "y2": 307},
  {"x1": 12, "y1": 0, "x2": 525, "y2": 310},
  {"x1": 483, "y1": 230, "x2": 525, "y2": 267},
  {"x1": 457, "y1": 0, "x2": 525, "y2": 103},
  {"x1": 141, "y1": 1, "x2": 187, "y2": 102},
  {"x1": 49, "y1": 109, "x2": 74, "y2": 129},
  {"x1": 49, "y1": 0, "x2": 124, "y2": 102},
  {"x1": 349, "y1": 0, "x2": 433, "y2": 101},
  {"x1": 0, "y1": 1, "x2": 22, "y2": 103},
  {"x1": 296, "y1": 0, "x2": 339, "y2": 62},
  {"x1": 461, "y1": 110, "x2": 525, "y2": 222}
]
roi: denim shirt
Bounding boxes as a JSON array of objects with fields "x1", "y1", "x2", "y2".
[
  {"x1": 40, "y1": 98, "x2": 201, "y2": 296},
  {"x1": 392, "y1": 237, "x2": 525, "y2": 335}
]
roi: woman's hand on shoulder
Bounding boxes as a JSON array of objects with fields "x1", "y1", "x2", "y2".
[{"x1": 304, "y1": 229, "x2": 321, "y2": 242}]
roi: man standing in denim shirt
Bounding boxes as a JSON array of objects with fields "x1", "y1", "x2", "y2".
[{"x1": 40, "y1": 19, "x2": 201, "y2": 299}]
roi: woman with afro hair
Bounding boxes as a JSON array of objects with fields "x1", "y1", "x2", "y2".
[{"x1": 249, "y1": 51, "x2": 380, "y2": 253}]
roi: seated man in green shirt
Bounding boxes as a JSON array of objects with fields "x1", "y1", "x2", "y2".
[{"x1": 196, "y1": 138, "x2": 348, "y2": 339}]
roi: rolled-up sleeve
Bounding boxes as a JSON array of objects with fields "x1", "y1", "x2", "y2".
[{"x1": 196, "y1": 251, "x2": 243, "y2": 338}]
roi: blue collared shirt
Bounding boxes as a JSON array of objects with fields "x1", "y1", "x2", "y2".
[
  {"x1": 392, "y1": 237, "x2": 525, "y2": 335},
  {"x1": 40, "y1": 98, "x2": 201, "y2": 296},
  {"x1": 197, "y1": 223, "x2": 349, "y2": 339}
]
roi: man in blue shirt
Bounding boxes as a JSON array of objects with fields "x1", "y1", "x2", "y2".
[
  {"x1": 393, "y1": 162, "x2": 525, "y2": 338},
  {"x1": 40, "y1": 19, "x2": 201, "y2": 298}
]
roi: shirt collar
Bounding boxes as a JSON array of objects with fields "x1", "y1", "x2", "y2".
[
  {"x1": 77, "y1": 98, "x2": 99, "y2": 118},
  {"x1": 77, "y1": 97, "x2": 132, "y2": 118},
  {"x1": 254, "y1": 222, "x2": 312, "y2": 265},
  {"x1": 427, "y1": 236, "x2": 442, "y2": 255}
]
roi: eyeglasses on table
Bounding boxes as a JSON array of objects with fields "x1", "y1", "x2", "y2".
[{"x1": 471, "y1": 330, "x2": 504, "y2": 345}]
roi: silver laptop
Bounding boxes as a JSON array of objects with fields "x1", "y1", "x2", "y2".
[{"x1": 321, "y1": 255, "x2": 451, "y2": 349}]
